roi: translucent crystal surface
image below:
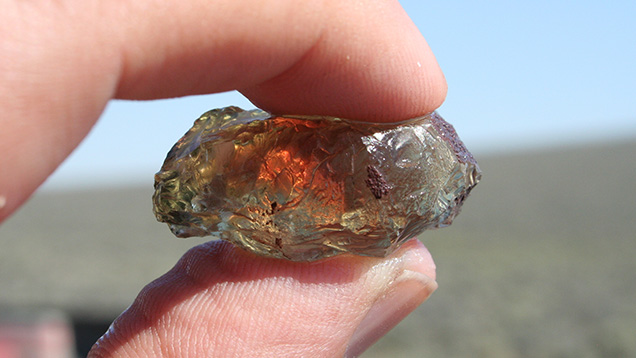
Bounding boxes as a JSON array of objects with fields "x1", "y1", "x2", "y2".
[{"x1": 153, "y1": 107, "x2": 481, "y2": 261}]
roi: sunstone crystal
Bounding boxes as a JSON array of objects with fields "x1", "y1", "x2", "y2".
[{"x1": 153, "y1": 106, "x2": 481, "y2": 261}]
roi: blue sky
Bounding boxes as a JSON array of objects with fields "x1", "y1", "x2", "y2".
[{"x1": 41, "y1": 1, "x2": 636, "y2": 191}]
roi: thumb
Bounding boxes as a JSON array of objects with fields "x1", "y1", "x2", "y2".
[{"x1": 88, "y1": 239, "x2": 436, "y2": 357}]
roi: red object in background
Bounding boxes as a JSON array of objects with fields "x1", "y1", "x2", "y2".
[{"x1": 0, "y1": 310, "x2": 75, "y2": 358}]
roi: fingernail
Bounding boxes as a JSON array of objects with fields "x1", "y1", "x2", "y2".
[{"x1": 344, "y1": 270, "x2": 437, "y2": 358}]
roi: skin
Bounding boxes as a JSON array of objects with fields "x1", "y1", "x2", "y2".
[{"x1": 1, "y1": 0, "x2": 446, "y2": 356}]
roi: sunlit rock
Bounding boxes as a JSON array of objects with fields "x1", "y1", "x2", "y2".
[{"x1": 153, "y1": 107, "x2": 481, "y2": 261}]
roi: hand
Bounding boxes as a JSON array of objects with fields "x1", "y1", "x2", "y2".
[{"x1": 1, "y1": 1, "x2": 445, "y2": 356}]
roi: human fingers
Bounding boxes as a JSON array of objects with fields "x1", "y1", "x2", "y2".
[
  {"x1": 0, "y1": 0, "x2": 445, "y2": 221},
  {"x1": 111, "y1": 0, "x2": 447, "y2": 120},
  {"x1": 88, "y1": 239, "x2": 436, "y2": 357}
]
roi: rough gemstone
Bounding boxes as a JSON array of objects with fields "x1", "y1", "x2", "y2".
[{"x1": 153, "y1": 107, "x2": 481, "y2": 261}]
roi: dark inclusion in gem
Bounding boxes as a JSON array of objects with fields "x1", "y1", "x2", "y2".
[
  {"x1": 365, "y1": 166, "x2": 389, "y2": 199},
  {"x1": 153, "y1": 107, "x2": 482, "y2": 261}
]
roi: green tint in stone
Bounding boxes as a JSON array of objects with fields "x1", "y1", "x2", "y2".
[{"x1": 153, "y1": 107, "x2": 481, "y2": 261}]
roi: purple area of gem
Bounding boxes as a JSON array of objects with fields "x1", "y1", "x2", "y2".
[{"x1": 430, "y1": 112, "x2": 476, "y2": 165}]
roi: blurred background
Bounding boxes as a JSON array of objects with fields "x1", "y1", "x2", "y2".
[{"x1": 1, "y1": 0, "x2": 635, "y2": 356}]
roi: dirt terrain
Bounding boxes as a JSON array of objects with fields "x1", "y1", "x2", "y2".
[{"x1": 2, "y1": 140, "x2": 635, "y2": 357}]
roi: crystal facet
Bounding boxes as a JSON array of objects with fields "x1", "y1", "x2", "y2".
[{"x1": 153, "y1": 107, "x2": 481, "y2": 261}]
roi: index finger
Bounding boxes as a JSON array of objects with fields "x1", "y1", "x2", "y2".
[{"x1": 113, "y1": 0, "x2": 447, "y2": 121}]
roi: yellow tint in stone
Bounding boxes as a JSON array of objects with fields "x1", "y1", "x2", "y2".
[{"x1": 153, "y1": 107, "x2": 481, "y2": 261}]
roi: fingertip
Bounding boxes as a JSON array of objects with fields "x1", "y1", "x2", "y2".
[
  {"x1": 240, "y1": 1, "x2": 448, "y2": 121},
  {"x1": 89, "y1": 238, "x2": 436, "y2": 357}
]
